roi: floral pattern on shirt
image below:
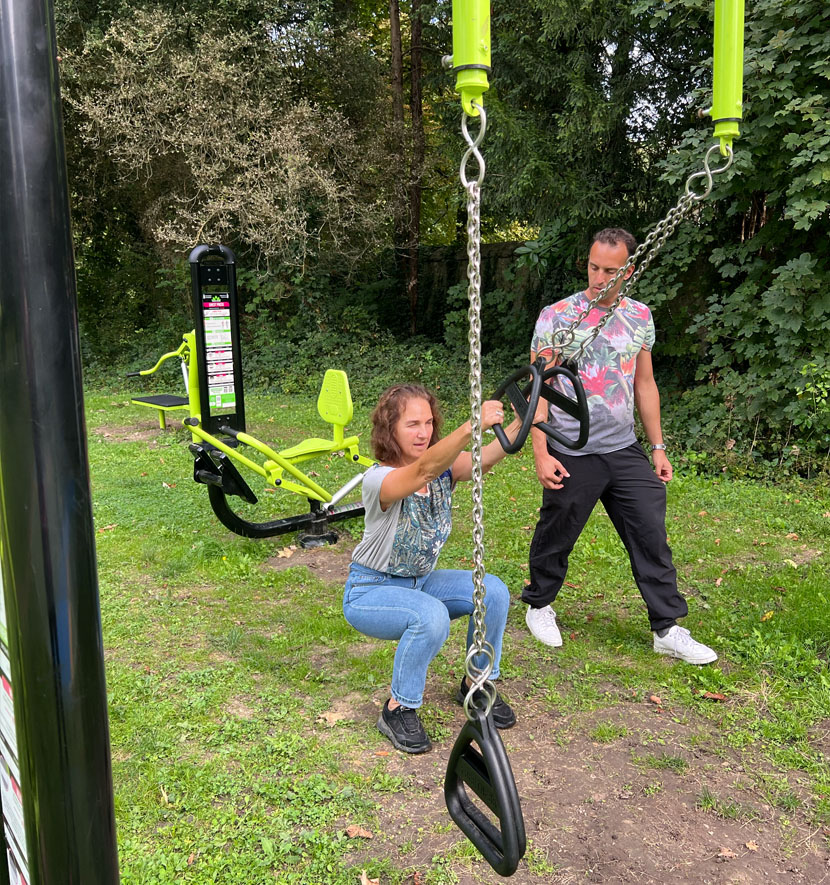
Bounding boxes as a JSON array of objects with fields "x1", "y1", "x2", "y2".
[{"x1": 532, "y1": 291, "x2": 655, "y2": 455}]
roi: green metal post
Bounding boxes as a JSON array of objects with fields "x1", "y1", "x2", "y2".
[
  {"x1": 710, "y1": 0, "x2": 745, "y2": 154},
  {"x1": 451, "y1": 0, "x2": 491, "y2": 116},
  {"x1": 184, "y1": 331, "x2": 202, "y2": 442}
]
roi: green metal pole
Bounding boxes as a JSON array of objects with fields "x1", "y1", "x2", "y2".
[
  {"x1": 710, "y1": 0, "x2": 745, "y2": 154},
  {"x1": 451, "y1": 0, "x2": 491, "y2": 116},
  {"x1": 184, "y1": 331, "x2": 202, "y2": 443}
]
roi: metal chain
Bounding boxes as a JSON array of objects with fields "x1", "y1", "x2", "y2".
[
  {"x1": 461, "y1": 105, "x2": 496, "y2": 719},
  {"x1": 552, "y1": 143, "x2": 735, "y2": 365}
]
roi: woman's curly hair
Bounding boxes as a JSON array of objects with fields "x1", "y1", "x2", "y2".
[{"x1": 370, "y1": 384, "x2": 443, "y2": 464}]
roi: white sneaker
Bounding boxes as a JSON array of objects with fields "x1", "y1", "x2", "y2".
[
  {"x1": 526, "y1": 605, "x2": 563, "y2": 647},
  {"x1": 653, "y1": 625, "x2": 718, "y2": 665}
]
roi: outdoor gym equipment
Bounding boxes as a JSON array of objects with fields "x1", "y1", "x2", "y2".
[
  {"x1": 443, "y1": 0, "x2": 744, "y2": 877},
  {"x1": 130, "y1": 245, "x2": 585, "y2": 544},
  {"x1": 0, "y1": 0, "x2": 745, "y2": 877},
  {"x1": 129, "y1": 246, "x2": 375, "y2": 546}
]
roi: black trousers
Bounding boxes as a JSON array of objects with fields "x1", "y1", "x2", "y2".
[{"x1": 521, "y1": 443, "x2": 687, "y2": 632}]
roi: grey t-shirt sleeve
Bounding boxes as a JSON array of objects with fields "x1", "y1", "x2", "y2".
[{"x1": 351, "y1": 464, "x2": 402, "y2": 572}]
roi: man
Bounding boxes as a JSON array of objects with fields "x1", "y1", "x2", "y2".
[{"x1": 523, "y1": 228, "x2": 717, "y2": 664}]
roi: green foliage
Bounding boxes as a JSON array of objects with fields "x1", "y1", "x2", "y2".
[
  {"x1": 61, "y1": 5, "x2": 394, "y2": 267},
  {"x1": 484, "y1": 0, "x2": 704, "y2": 226},
  {"x1": 58, "y1": 0, "x2": 405, "y2": 358},
  {"x1": 796, "y1": 359, "x2": 830, "y2": 441},
  {"x1": 442, "y1": 281, "x2": 531, "y2": 363},
  {"x1": 61, "y1": 0, "x2": 830, "y2": 475},
  {"x1": 508, "y1": 0, "x2": 830, "y2": 473},
  {"x1": 631, "y1": 0, "x2": 830, "y2": 469}
]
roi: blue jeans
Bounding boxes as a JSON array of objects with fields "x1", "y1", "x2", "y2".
[{"x1": 343, "y1": 563, "x2": 510, "y2": 709}]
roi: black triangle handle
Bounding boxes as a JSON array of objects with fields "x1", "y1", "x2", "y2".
[
  {"x1": 530, "y1": 361, "x2": 590, "y2": 451},
  {"x1": 444, "y1": 711, "x2": 526, "y2": 876},
  {"x1": 490, "y1": 358, "x2": 545, "y2": 454}
]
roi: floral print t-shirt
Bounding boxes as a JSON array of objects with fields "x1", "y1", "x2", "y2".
[
  {"x1": 532, "y1": 291, "x2": 655, "y2": 456},
  {"x1": 351, "y1": 464, "x2": 453, "y2": 577}
]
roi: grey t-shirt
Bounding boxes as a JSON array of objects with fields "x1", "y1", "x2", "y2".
[
  {"x1": 532, "y1": 291, "x2": 656, "y2": 455},
  {"x1": 352, "y1": 464, "x2": 453, "y2": 577}
]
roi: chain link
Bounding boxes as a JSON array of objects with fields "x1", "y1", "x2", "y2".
[
  {"x1": 552, "y1": 143, "x2": 734, "y2": 365},
  {"x1": 461, "y1": 105, "x2": 496, "y2": 719}
]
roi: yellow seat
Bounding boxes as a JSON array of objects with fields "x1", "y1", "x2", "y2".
[{"x1": 279, "y1": 370, "x2": 356, "y2": 462}]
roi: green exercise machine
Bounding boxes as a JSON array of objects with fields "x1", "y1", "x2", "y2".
[
  {"x1": 130, "y1": 245, "x2": 375, "y2": 546},
  {"x1": 130, "y1": 243, "x2": 590, "y2": 545}
]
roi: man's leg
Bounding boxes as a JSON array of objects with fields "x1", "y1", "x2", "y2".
[
  {"x1": 522, "y1": 451, "x2": 606, "y2": 646},
  {"x1": 599, "y1": 444, "x2": 687, "y2": 631},
  {"x1": 599, "y1": 445, "x2": 716, "y2": 664},
  {"x1": 522, "y1": 450, "x2": 605, "y2": 608}
]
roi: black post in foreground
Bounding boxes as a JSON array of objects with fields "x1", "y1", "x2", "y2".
[{"x1": 0, "y1": 0, "x2": 120, "y2": 881}]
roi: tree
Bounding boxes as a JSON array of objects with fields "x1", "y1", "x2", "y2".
[
  {"x1": 631, "y1": 0, "x2": 830, "y2": 463},
  {"x1": 56, "y1": 0, "x2": 403, "y2": 358}
]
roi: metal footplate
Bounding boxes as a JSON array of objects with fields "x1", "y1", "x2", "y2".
[
  {"x1": 191, "y1": 443, "x2": 365, "y2": 543},
  {"x1": 190, "y1": 444, "x2": 257, "y2": 504}
]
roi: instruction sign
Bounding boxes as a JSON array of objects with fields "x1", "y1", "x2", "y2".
[
  {"x1": 201, "y1": 295, "x2": 236, "y2": 411},
  {"x1": 190, "y1": 245, "x2": 246, "y2": 436}
]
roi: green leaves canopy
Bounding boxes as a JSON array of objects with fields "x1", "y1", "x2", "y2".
[{"x1": 56, "y1": 0, "x2": 830, "y2": 464}]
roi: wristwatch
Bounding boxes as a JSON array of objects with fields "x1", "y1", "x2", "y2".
[{"x1": 651, "y1": 444, "x2": 667, "y2": 451}]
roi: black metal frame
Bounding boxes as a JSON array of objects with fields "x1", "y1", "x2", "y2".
[
  {"x1": 0, "y1": 0, "x2": 120, "y2": 879},
  {"x1": 190, "y1": 444, "x2": 365, "y2": 546}
]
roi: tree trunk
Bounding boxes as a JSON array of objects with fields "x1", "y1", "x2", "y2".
[
  {"x1": 389, "y1": 0, "x2": 409, "y2": 324},
  {"x1": 406, "y1": 0, "x2": 424, "y2": 335},
  {"x1": 389, "y1": 0, "x2": 404, "y2": 126}
]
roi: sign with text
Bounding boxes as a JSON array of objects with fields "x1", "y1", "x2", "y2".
[{"x1": 190, "y1": 246, "x2": 245, "y2": 436}]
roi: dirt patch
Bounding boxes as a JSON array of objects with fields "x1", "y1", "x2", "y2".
[
  {"x1": 316, "y1": 693, "x2": 374, "y2": 727},
  {"x1": 226, "y1": 697, "x2": 257, "y2": 720},
  {"x1": 788, "y1": 546, "x2": 824, "y2": 566},
  {"x1": 809, "y1": 719, "x2": 830, "y2": 758},
  {"x1": 92, "y1": 422, "x2": 164, "y2": 444},
  {"x1": 261, "y1": 543, "x2": 830, "y2": 882},
  {"x1": 343, "y1": 694, "x2": 830, "y2": 884},
  {"x1": 265, "y1": 540, "x2": 356, "y2": 586}
]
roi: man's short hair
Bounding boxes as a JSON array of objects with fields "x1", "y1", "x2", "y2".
[{"x1": 592, "y1": 228, "x2": 637, "y2": 258}]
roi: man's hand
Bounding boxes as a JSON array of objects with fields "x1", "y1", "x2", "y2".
[
  {"x1": 536, "y1": 449, "x2": 570, "y2": 490},
  {"x1": 652, "y1": 449, "x2": 673, "y2": 483}
]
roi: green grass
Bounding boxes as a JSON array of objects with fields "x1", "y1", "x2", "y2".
[
  {"x1": 630, "y1": 751, "x2": 689, "y2": 774},
  {"x1": 696, "y1": 786, "x2": 763, "y2": 822},
  {"x1": 589, "y1": 722, "x2": 630, "y2": 743},
  {"x1": 86, "y1": 388, "x2": 830, "y2": 882}
]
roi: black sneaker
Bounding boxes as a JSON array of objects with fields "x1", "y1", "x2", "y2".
[
  {"x1": 376, "y1": 700, "x2": 432, "y2": 754},
  {"x1": 455, "y1": 678, "x2": 517, "y2": 729}
]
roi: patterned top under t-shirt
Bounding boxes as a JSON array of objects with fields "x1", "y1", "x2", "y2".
[{"x1": 351, "y1": 464, "x2": 453, "y2": 577}]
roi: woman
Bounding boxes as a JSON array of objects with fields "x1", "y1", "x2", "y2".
[{"x1": 343, "y1": 383, "x2": 522, "y2": 754}]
